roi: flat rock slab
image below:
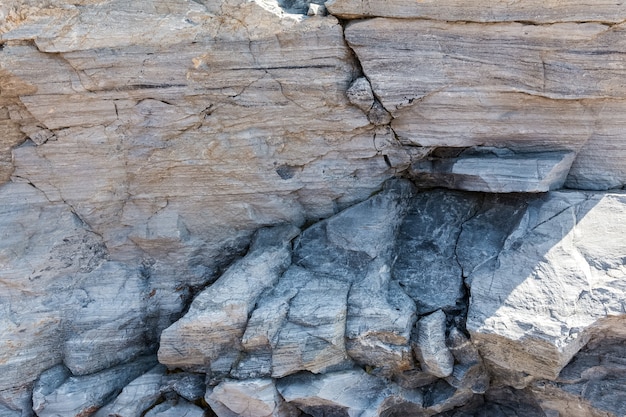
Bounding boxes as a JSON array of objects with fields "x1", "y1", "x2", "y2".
[
  {"x1": 409, "y1": 150, "x2": 576, "y2": 193},
  {"x1": 327, "y1": 0, "x2": 626, "y2": 23}
]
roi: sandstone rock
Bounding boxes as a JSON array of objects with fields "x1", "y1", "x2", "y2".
[
  {"x1": 35, "y1": 356, "x2": 156, "y2": 417},
  {"x1": 158, "y1": 225, "x2": 298, "y2": 373},
  {"x1": 326, "y1": 0, "x2": 626, "y2": 23},
  {"x1": 467, "y1": 191, "x2": 626, "y2": 380},
  {"x1": 409, "y1": 149, "x2": 576, "y2": 193},
  {"x1": 206, "y1": 379, "x2": 299, "y2": 417},
  {"x1": 415, "y1": 310, "x2": 454, "y2": 378}
]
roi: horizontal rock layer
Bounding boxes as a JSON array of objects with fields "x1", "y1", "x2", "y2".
[
  {"x1": 327, "y1": 0, "x2": 626, "y2": 22},
  {"x1": 1, "y1": 0, "x2": 626, "y2": 416}
]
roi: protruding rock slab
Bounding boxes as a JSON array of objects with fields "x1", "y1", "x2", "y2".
[
  {"x1": 206, "y1": 378, "x2": 299, "y2": 417},
  {"x1": 409, "y1": 150, "x2": 576, "y2": 193},
  {"x1": 277, "y1": 368, "x2": 423, "y2": 417},
  {"x1": 327, "y1": 0, "x2": 626, "y2": 23},
  {"x1": 158, "y1": 226, "x2": 298, "y2": 373},
  {"x1": 34, "y1": 356, "x2": 156, "y2": 417},
  {"x1": 467, "y1": 191, "x2": 626, "y2": 380},
  {"x1": 416, "y1": 310, "x2": 454, "y2": 378}
]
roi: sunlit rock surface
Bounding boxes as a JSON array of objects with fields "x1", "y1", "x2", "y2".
[{"x1": 1, "y1": 0, "x2": 626, "y2": 416}]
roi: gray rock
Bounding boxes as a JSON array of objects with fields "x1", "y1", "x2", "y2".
[
  {"x1": 271, "y1": 276, "x2": 351, "y2": 377},
  {"x1": 142, "y1": 399, "x2": 205, "y2": 417},
  {"x1": 445, "y1": 328, "x2": 489, "y2": 395},
  {"x1": 63, "y1": 262, "x2": 149, "y2": 376},
  {"x1": 531, "y1": 337, "x2": 626, "y2": 417},
  {"x1": 433, "y1": 387, "x2": 548, "y2": 417},
  {"x1": 415, "y1": 310, "x2": 454, "y2": 378},
  {"x1": 346, "y1": 77, "x2": 375, "y2": 113},
  {"x1": 32, "y1": 365, "x2": 71, "y2": 415},
  {"x1": 170, "y1": 373, "x2": 206, "y2": 403},
  {"x1": 467, "y1": 191, "x2": 626, "y2": 380},
  {"x1": 293, "y1": 179, "x2": 414, "y2": 280},
  {"x1": 392, "y1": 190, "x2": 477, "y2": 314},
  {"x1": 346, "y1": 258, "x2": 417, "y2": 376},
  {"x1": 158, "y1": 225, "x2": 298, "y2": 373},
  {"x1": 35, "y1": 356, "x2": 156, "y2": 417},
  {"x1": 326, "y1": 0, "x2": 626, "y2": 22},
  {"x1": 277, "y1": 368, "x2": 422, "y2": 417},
  {"x1": 93, "y1": 365, "x2": 166, "y2": 417},
  {"x1": 0, "y1": 405, "x2": 19, "y2": 417},
  {"x1": 206, "y1": 378, "x2": 299, "y2": 417},
  {"x1": 409, "y1": 150, "x2": 576, "y2": 193}
]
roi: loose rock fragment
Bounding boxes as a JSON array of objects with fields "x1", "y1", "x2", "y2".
[
  {"x1": 415, "y1": 310, "x2": 455, "y2": 378},
  {"x1": 206, "y1": 378, "x2": 299, "y2": 417}
]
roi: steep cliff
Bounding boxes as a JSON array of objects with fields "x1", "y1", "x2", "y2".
[{"x1": 1, "y1": 0, "x2": 626, "y2": 416}]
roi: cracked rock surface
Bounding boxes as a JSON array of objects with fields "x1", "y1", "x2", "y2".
[{"x1": 1, "y1": 0, "x2": 626, "y2": 416}]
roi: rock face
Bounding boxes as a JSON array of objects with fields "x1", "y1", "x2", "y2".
[{"x1": 1, "y1": 0, "x2": 626, "y2": 416}]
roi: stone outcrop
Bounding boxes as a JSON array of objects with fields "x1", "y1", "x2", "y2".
[{"x1": 1, "y1": 0, "x2": 626, "y2": 416}]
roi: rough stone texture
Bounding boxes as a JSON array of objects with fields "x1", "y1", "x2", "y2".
[
  {"x1": 415, "y1": 311, "x2": 455, "y2": 378},
  {"x1": 142, "y1": 400, "x2": 205, "y2": 417},
  {"x1": 158, "y1": 225, "x2": 298, "y2": 373},
  {"x1": 345, "y1": 19, "x2": 626, "y2": 190},
  {"x1": 392, "y1": 190, "x2": 475, "y2": 315},
  {"x1": 206, "y1": 379, "x2": 299, "y2": 417},
  {"x1": 409, "y1": 149, "x2": 576, "y2": 193},
  {"x1": 276, "y1": 368, "x2": 423, "y2": 417},
  {"x1": 2, "y1": 1, "x2": 626, "y2": 416},
  {"x1": 467, "y1": 191, "x2": 626, "y2": 380},
  {"x1": 34, "y1": 356, "x2": 156, "y2": 417},
  {"x1": 327, "y1": 0, "x2": 626, "y2": 22}
]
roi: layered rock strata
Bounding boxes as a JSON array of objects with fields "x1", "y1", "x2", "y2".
[{"x1": 1, "y1": 0, "x2": 626, "y2": 416}]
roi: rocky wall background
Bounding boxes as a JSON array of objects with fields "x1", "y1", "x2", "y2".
[{"x1": 1, "y1": 0, "x2": 626, "y2": 416}]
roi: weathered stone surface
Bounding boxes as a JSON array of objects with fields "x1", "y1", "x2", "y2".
[
  {"x1": 142, "y1": 399, "x2": 205, "y2": 417},
  {"x1": 327, "y1": 0, "x2": 626, "y2": 23},
  {"x1": 277, "y1": 368, "x2": 422, "y2": 417},
  {"x1": 531, "y1": 336, "x2": 626, "y2": 417},
  {"x1": 93, "y1": 365, "x2": 166, "y2": 417},
  {"x1": 158, "y1": 225, "x2": 297, "y2": 373},
  {"x1": 346, "y1": 77, "x2": 375, "y2": 114},
  {"x1": 206, "y1": 379, "x2": 299, "y2": 417},
  {"x1": 416, "y1": 310, "x2": 454, "y2": 379},
  {"x1": 409, "y1": 149, "x2": 576, "y2": 193},
  {"x1": 467, "y1": 191, "x2": 626, "y2": 380},
  {"x1": 392, "y1": 190, "x2": 476, "y2": 314},
  {"x1": 35, "y1": 356, "x2": 156, "y2": 417},
  {"x1": 445, "y1": 328, "x2": 489, "y2": 395},
  {"x1": 293, "y1": 179, "x2": 414, "y2": 279},
  {"x1": 270, "y1": 276, "x2": 351, "y2": 378},
  {"x1": 434, "y1": 387, "x2": 548, "y2": 417},
  {"x1": 344, "y1": 18, "x2": 626, "y2": 191},
  {"x1": 346, "y1": 259, "x2": 417, "y2": 376}
]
